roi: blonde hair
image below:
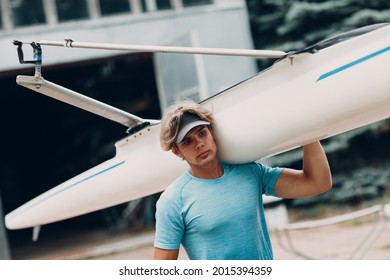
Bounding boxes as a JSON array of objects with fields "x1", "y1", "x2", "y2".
[{"x1": 160, "y1": 100, "x2": 215, "y2": 151}]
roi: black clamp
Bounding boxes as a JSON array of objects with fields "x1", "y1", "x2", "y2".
[{"x1": 13, "y1": 40, "x2": 42, "y2": 77}]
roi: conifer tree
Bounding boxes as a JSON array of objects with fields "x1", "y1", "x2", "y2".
[{"x1": 246, "y1": 0, "x2": 390, "y2": 69}]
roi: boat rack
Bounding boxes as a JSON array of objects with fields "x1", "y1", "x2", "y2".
[{"x1": 275, "y1": 203, "x2": 390, "y2": 259}]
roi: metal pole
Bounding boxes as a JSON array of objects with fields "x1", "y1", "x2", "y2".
[
  {"x1": 38, "y1": 39, "x2": 287, "y2": 58},
  {"x1": 0, "y1": 191, "x2": 11, "y2": 259},
  {"x1": 16, "y1": 75, "x2": 156, "y2": 129}
]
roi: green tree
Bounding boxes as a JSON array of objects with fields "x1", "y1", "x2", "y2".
[{"x1": 246, "y1": 0, "x2": 390, "y2": 69}]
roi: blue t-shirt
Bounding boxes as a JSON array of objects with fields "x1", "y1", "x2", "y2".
[{"x1": 154, "y1": 162, "x2": 283, "y2": 260}]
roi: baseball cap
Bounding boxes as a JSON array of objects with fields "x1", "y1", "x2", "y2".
[{"x1": 175, "y1": 113, "x2": 210, "y2": 144}]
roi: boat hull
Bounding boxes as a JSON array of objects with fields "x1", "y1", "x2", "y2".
[{"x1": 5, "y1": 24, "x2": 390, "y2": 229}]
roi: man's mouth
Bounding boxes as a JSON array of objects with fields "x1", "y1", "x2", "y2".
[{"x1": 197, "y1": 151, "x2": 209, "y2": 159}]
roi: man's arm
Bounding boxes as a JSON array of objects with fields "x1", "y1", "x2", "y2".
[
  {"x1": 274, "y1": 141, "x2": 332, "y2": 198},
  {"x1": 153, "y1": 247, "x2": 179, "y2": 260}
]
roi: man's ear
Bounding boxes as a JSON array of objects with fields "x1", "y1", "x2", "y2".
[{"x1": 172, "y1": 145, "x2": 183, "y2": 159}]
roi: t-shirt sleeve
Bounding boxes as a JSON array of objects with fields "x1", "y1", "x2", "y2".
[
  {"x1": 154, "y1": 187, "x2": 184, "y2": 250},
  {"x1": 253, "y1": 162, "x2": 283, "y2": 197}
]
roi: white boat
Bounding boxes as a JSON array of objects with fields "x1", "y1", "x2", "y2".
[{"x1": 5, "y1": 23, "x2": 390, "y2": 230}]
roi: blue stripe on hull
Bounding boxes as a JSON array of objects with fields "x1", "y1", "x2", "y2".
[
  {"x1": 16, "y1": 160, "x2": 126, "y2": 216},
  {"x1": 317, "y1": 46, "x2": 390, "y2": 81}
]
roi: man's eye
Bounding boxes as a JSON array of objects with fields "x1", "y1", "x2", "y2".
[
  {"x1": 199, "y1": 129, "x2": 206, "y2": 137},
  {"x1": 182, "y1": 139, "x2": 191, "y2": 145}
]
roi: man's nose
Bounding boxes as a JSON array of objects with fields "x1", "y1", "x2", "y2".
[{"x1": 194, "y1": 136, "x2": 204, "y2": 149}]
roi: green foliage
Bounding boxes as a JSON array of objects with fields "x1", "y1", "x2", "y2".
[{"x1": 246, "y1": 0, "x2": 390, "y2": 69}]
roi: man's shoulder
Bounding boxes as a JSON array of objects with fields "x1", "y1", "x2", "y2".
[
  {"x1": 222, "y1": 162, "x2": 279, "y2": 180},
  {"x1": 222, "y1": 162, "x2": 262, "y2": 173},
  {"x1": 160, "y1": 172, "x2": 191, "y2": 199}
]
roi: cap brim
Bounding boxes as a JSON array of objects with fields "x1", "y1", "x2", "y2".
[{"x1": 176, "y1": 120, "x2": 210, "y2": 144}]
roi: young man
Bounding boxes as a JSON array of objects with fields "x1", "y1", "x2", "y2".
[{"x1": 154, "y1": 101, "x2": 332, "y2": 260}]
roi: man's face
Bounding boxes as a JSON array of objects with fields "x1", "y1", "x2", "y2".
[{"x1": 173, "y1": 125, "x2": 218, "y2": 168}]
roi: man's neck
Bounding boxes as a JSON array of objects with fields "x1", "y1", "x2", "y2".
[{"x1": 189, "y1": 161, "x2": 223, "y2": 179}]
